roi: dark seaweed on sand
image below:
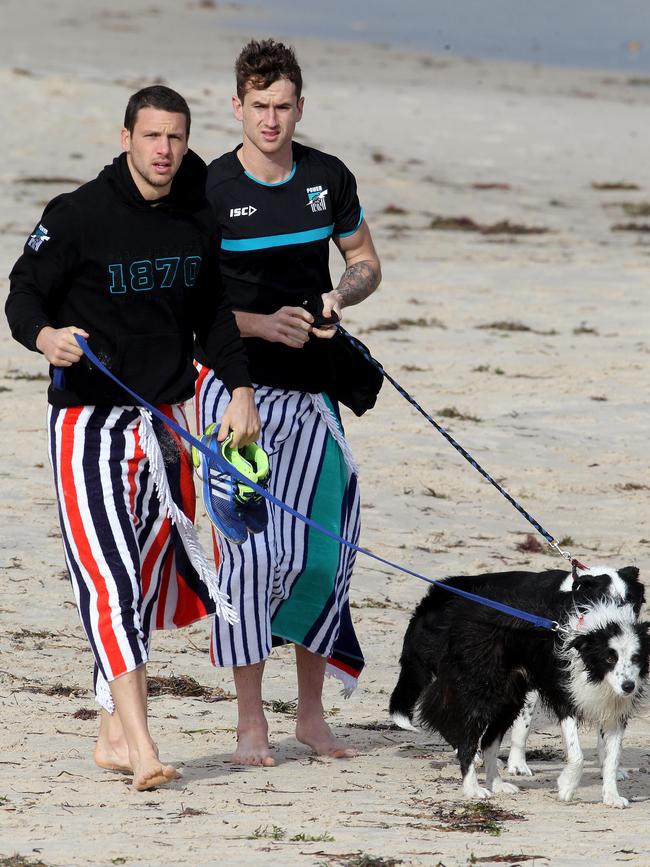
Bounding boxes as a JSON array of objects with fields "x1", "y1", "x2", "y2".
[
  {"x1": 515, "y1": 534, "x2": 544, "y2": 554},
  {"x1": 362, "y1": 316, "x2": 445, "y2": 333},
  {"x1": 438, "y1": 406, "x2": 482, "y2": 423},
  {"x1": 592, "y1": 181, "x2": 640, "y2": 190},
  {"x1": 404, "y1": 799, "x2": 525, "y2": 835},
  {"x1": 611, "y1": 222, "x2": 650, "y2": 232},
  {"x1": 147, "y1": 675, "x2": 234, "y2": 701},
  {"x1": 620, "y1": 202, "x2": 650, "y2": 216},
  {"x1": 0, "y1": 857, "x2": 50, "y2": 867},
  {"x1": 429, "y1": 216, "x2": 548, "y2": 235},
  {"x1": 471, "y1": 182, "x2": 511, "y2": 190},
  {"x1": 72, "y1": 707, "x2": 98, "y2": 720},
  {"x1": 476, "y1": 321, "x2": 558, "y2": 336},
  {"x1": 14, "y1": 176, "x2": 83, "y2": 185},
  {"x1": 381, "y1": 203, "x2": 409, "y2": 215}
]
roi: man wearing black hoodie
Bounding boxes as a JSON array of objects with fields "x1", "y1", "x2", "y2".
[{"x1": 5, "y1": 86, "x2": 259, "y2": 790}]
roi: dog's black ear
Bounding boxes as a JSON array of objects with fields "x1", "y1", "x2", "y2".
[
  {"x1": 618, "y1": 566, "x2": 640, "y2": 583},
  {"x1": 629, "y1": 584, "x2": 646, "y2": 614},
  {"x1": 568, "y1": 634, "x2": 588, "y2": 652},
  {"x1": 618, "y1": 566, "x2": 646, "y2": 613},
  {"x1": 638, "y1": 621, "x2": 650, "y2": 635},
  {"x1": 573, "y1": 574, "x2": 607, "y2": 595}
]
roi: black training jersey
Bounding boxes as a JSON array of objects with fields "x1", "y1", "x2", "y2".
[{"x1": 199, "y1": 142, "x2": 363, "y2": 391}]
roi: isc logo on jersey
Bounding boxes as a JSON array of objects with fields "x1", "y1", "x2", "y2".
[{"x1": 230, "y1": 206, "x2": 257, "y2": 217}]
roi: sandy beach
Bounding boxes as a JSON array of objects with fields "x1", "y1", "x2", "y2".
[{"x1": 2, "y1": 2, "x2": 650, "y2": 865}]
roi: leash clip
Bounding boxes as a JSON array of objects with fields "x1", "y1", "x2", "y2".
[
  {"x1": 549, "y1": 540, "x2": 572, "y2": 562},
  {"x1": 549, "y1": 541, "x2": 589, "y2": 580}
]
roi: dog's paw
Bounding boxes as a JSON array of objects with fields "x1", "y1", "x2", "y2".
[
  {"x1": 603, "y1": 792, "x2": 629, "y2": 809},
  {"x1": 557, "y1": 776, "x2": 577, "y2": 802},
  {"x1": 463, "y1": 782, "x2": 492, "y2": 800},
  {"x1": 491, "y1": 779, "x2": 519, "y2": 795},
  {"x1": 557, "y1": 761, "x2": 583, "y2": 802},
  {"x1": 507, "y1": 759, "x2": 533, "y2": 777}
]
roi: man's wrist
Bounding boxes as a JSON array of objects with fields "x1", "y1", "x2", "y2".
[
  {"x1": 34, "y1": 324, "x2": 53, "y2": 353},
  {"x1": 234, "y1": 310, "x2": 263, "y2": 339},
  {"x1": 327, "y1": 289, "x2": 344, "y2": 309}
]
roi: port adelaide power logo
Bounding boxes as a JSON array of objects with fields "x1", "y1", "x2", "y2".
[
  {"x1": 306, "y1": 186, "x2": 328, "y2": 212},
  {"x1": 27, "y1": 223, "x2": 51, "y2": 252}
]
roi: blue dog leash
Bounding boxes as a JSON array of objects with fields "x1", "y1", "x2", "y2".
[
  {"x1": 337, "y1": 325, "x2": 587, "y2": 575},
  {"x1": 68, "y1": 335, "x2": 558, "y2": 631}
]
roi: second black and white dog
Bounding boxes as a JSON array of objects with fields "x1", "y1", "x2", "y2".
[
  {"x1": 390, "y1": 566, "x2": 648, "y2": 807},
  {"x1": 507, "y1": 567, "x2": 645, "y2": 778}
]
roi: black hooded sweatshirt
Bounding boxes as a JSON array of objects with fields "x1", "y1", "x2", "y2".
[{"x1": 6, "y1": 150, "x2": 251, "y2": 407}]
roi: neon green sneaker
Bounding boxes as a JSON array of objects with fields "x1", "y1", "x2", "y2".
[
  {"x1": 192, "y1": 426, "x2": 270, "y2": 541},
  {"x1": 192, "y1": 426, "x2": 250, "y2": 544}
]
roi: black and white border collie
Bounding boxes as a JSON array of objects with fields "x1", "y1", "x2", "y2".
[
  {"x1": 506, "y1": 567, "x2": 645, "y2": 778},
  {"x1": 390, "y1": 566, "x2": 648, "y2": 807}
]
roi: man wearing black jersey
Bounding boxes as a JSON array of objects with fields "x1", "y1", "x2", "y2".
[
  {"x1": 196, "y1": 40, "x2": 381, "y2": 765},
  {"x1": 6, "y1": 86, "x2": 259, "y2": 789}
]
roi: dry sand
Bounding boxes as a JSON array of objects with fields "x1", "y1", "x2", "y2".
[{"x1": 2, "y1": 2, "x2": 650, "y2": 865}]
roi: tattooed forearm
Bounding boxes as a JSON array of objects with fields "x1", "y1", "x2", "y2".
[{"x1": 334, "y1": 261, "x2": 381, "y2": 307}]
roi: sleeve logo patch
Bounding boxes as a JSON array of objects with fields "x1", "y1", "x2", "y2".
[
  {"x1": 306, "y1": 186, "x2": 328, "y2": 212},
  {"x1": 28, "y1": 224, "x2": 51, "y2": 251}
]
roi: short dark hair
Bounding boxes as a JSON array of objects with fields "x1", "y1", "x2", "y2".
[
  {"x1": 123, "y1": 85, "x2": 191, "y2": 136},
  {"x1": 235, "y1": 39, "x2": 303, "y2": 101}
]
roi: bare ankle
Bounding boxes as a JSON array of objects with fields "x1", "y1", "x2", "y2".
[{"x1": 237, "y1": 714, "x2": 268, "y2": 737}]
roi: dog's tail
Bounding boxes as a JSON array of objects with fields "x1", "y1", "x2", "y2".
[{"x1": 389, "y1": 663, "x2": 424, "y2": 731}]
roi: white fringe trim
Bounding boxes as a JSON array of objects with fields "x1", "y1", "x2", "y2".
[
  {"x1": 95, "y1": 672, "x2": 114, "y2": 714},
  {"x1": 137, "y1": 409, "x2": 239, "y2": 626},
  {"x1": 325, "y1": 662, "x2": 358, "y2": 699},
  {"x1": 311, "y1": 394, "x2": 359, "y2": 477}
]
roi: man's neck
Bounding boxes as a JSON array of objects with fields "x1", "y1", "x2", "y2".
[{"x1": 237, "y1": 141, "x2": 293, "y2": 184}]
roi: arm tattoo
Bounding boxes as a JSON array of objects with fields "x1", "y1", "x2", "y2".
[{"x1": 335, "y1": 261, "x2": 380, "y2": 307}]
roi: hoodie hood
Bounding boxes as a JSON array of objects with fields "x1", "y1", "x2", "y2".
[{"x1": 101, "y1": 149, "x2": 208, "y2": 213}]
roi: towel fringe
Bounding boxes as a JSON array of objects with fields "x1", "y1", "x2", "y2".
[
  {"x1": 95, "y1": 673, "x2": 114, "y2": 714},
  {"x1": 325, "y1": 661, "x2": 358, "y2": 698},
  {"x1": 137, "y1": 409, "x2": 239, "y2": 626},
  {"x1": 311, "y1": 394, "x2": 359, "y2": 476}
]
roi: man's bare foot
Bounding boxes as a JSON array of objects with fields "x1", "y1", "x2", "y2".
[
  {"x1": 94, "y1": 709, "x2": 132, "y2": 773},
  {"x1": 132, "y1": 760, "x2": 181, "y2": 791},
  {"x1": 94, "y1": 742, "x2": 133, "y2": 774},
  {"x1": 130, "y1": 744, "x2": 182, "y2": 791},
  {"x1": 296, "y1": 716, "x2": 357, "y2": 758},
  {"x1": 230, "y1": 720, "x2": 275, "y2": 767}
]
